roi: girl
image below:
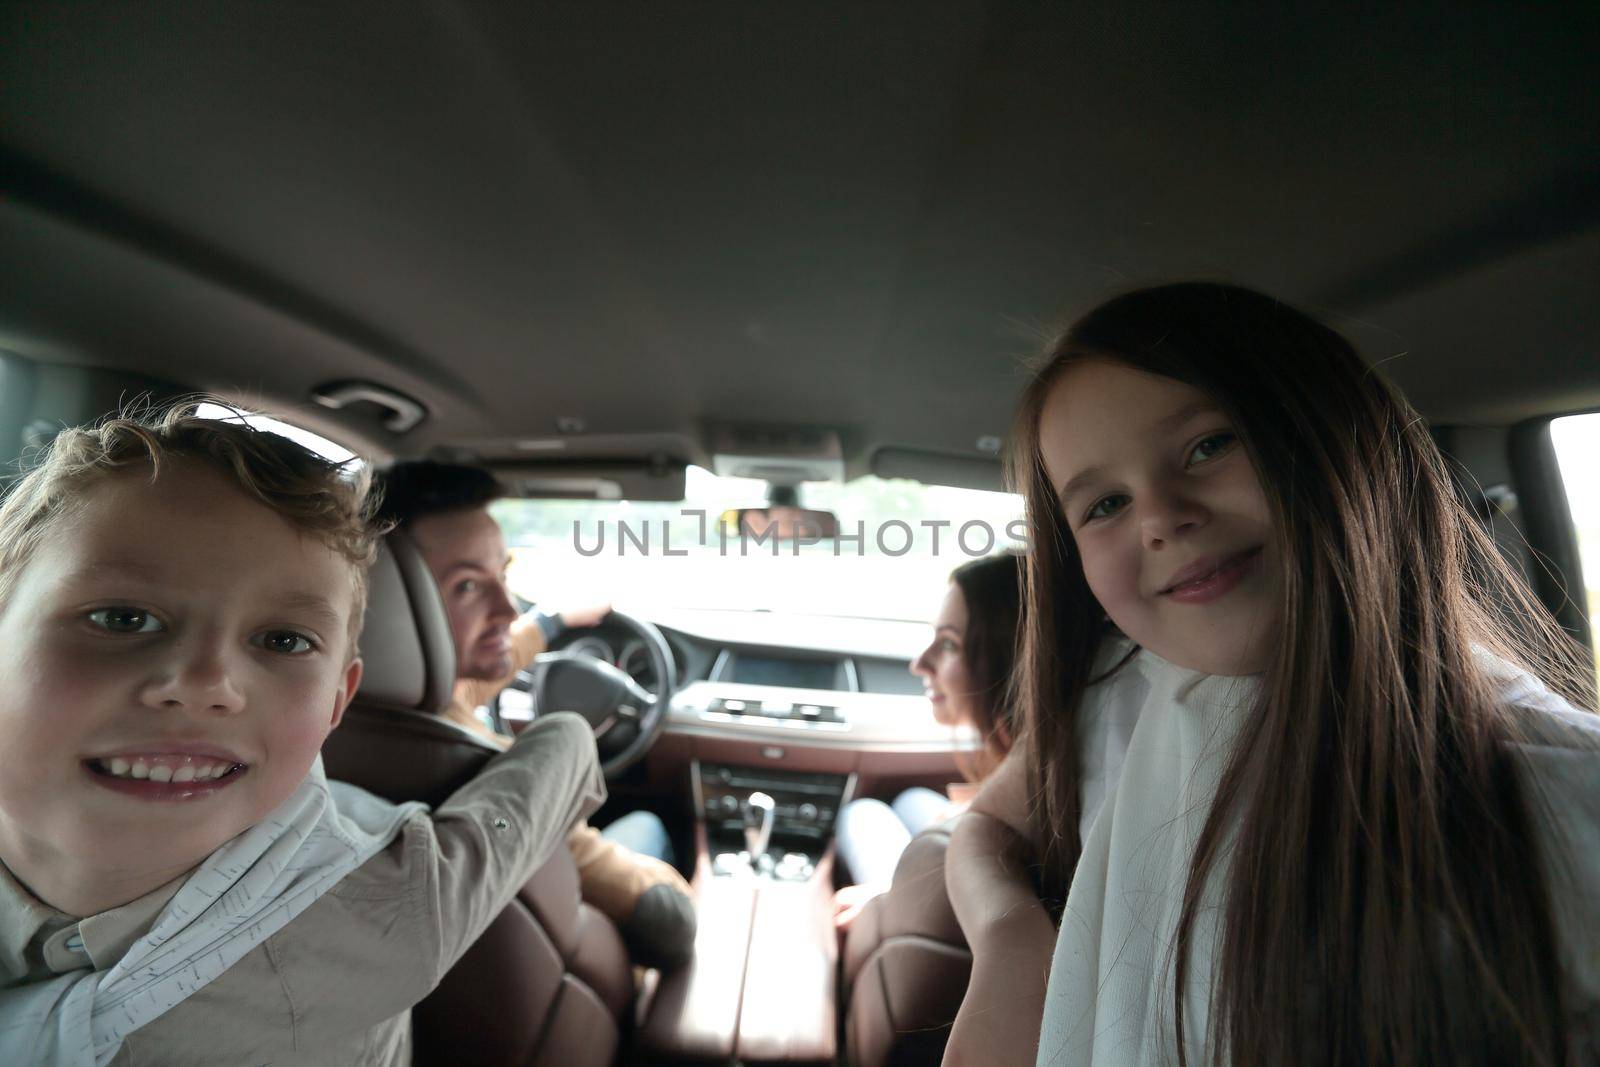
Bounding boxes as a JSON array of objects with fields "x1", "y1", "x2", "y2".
[
  {"x1": 945, "y1": 283, "x2": 1599, "y2": 1066},
  {"x1": 834, "y1": 552, "x2": 1023, "y2": 917}
]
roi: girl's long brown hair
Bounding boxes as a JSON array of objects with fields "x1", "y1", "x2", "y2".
[{"x1": 1009, "y1": 283, "x2": 1595, "y2": 1065}]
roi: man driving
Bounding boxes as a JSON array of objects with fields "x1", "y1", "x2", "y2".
[{"x1": 374, "y1": 461, "x2": 695, "y2": 970}]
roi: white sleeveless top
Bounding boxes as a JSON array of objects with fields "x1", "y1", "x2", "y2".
[{"x1": 1038, "y1": 645, "x2": 1600, "y2": 1066}]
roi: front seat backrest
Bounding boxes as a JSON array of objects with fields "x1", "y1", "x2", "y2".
[
  {"x1": 841, "y1": 816, "x2": 974, "y2": 1067},
  {"x1": 322, "y1": 531, "x2": 632, "y2": 1067},
  {"x1": 322, "y1": 527, "x2": 491, "y2": 806}
]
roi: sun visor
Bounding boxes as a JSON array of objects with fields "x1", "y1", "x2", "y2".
[{"x1": 871, "y1": 447, "x2": 1007, "y2": 493}]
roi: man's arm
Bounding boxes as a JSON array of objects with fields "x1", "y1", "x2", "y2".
[
  {"x1": 567, "y1": 824, "x2": 697, "y2": 969},
  {"x1": 943, "y1": 812, "x2": 1055, "y2": 1066},
  {"x1": 515, "y1": 602, "x2": 615, "y2": 670}
]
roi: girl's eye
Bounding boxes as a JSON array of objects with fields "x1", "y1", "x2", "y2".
[
  {"x1": 254, "y1": 631, "x2": 315, "y2": 655},
  {"x1": 939, "y1": 638, "x2": 960, "y2": 654},
  {"x1": 1084, "y1": 493, "x2": 1131, "y2": 523},
  {"x1": 456, "y1": 579, "x2": 480, "y2": 595},
  {"x1": 87, "y1": 607, "x2": 163, "y2": 634},
  {"x1": 1186, "y1": 431, "x2": 1238, "y2": 467}
]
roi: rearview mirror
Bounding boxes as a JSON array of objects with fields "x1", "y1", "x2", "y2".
[{"x1": 721, "y1": 506, "x2": 840, "y2": 542}]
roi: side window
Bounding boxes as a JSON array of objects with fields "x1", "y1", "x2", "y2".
[
  {"x1": 1550, "y1": 412, "x2": 1600, "y2": 680},
  {"x1": 194, "y1": 402, "x2": 359, "y2": 467}
]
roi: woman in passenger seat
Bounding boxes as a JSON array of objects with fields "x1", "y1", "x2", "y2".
[
  {"x1": 943, "y1": 283, "x2": 1599, "y2": 1066},
  {"x1": 834, "y1": 551, "x2": 1023, "y2": 925}
]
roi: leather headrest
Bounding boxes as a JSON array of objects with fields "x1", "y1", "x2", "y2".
[
  {"x1": 876, "y1": 817, "x2": 965, "y2": 946},
  {"x1": 354, "y1": 529, "x2": 456, "y2": 714}
]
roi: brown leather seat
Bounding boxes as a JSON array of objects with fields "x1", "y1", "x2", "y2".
[
  {"x1": 841, "y1": 816, "x2": 974, "y2": 1067},
  {"x1": 322, "y1": 530, "x2": 633, "y2": 1067}
]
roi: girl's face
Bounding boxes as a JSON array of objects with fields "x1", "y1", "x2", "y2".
[
  {"x1": 911, "y1": 582, "x2": 976, "y2": 727},
  {"x1": 1038, "y1": 359, "x2": 1282, "y2": 676}
]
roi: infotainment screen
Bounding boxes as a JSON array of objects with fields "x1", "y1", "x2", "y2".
[{"x1": 730, "y1": 654, "x2": 838, "y2": 690}]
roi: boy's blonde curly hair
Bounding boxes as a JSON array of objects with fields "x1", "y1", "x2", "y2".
[{"x1": 0, "y1": 401, "x2": 381, "y2": 657}]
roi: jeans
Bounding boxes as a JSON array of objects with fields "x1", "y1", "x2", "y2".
[
  {"x1": 599, "y1": 809, "x2": 675, "y2": 866},
  {"x1": 835, "y1": 786, "x2": 948, "y2": 885}
]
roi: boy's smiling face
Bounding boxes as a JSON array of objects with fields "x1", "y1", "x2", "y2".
[{"x1": 0, "y1": 461, "x2": 363, "y2": 914}]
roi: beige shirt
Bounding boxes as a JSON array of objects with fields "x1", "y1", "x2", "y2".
[{"x1": 0, "y1": 712, "x2": 605, "y2": 1066}]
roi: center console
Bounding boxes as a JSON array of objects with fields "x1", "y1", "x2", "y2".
[
  {"x1": 695, "y1": 761, "x2": 851, "y2": 880},
  {"x1": 635, "y1": 759, "x2": 850, "y2": 1065}
]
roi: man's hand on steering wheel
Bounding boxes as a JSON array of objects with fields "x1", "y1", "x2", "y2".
[
  {"x1": 533, "y1": 602, "x2": 613, "y2": 646},
  {"x1": 509, "y1": 608, "x2": 676, "y2": 779},
  {"x1": 557, "y1": 602, "x2": 613, "y2": 630}
]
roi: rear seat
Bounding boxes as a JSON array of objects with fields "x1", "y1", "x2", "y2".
[{"x1": 841, "y1": 816, "x2": 974, "y2": 1067}]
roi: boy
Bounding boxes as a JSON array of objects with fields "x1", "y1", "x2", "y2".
[{"x1": 0, "y1": 407, "x2": 603, "y2": 1065}]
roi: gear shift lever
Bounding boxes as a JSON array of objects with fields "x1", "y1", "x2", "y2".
[{"x1": 743, "y1": 791, "x2": 775, "y2": 872}]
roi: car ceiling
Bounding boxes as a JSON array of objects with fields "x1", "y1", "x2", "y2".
[{"x1": 1, "y1": 2, "x2": 1597, "y2": 480}]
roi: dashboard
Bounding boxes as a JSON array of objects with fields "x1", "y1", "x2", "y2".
[
  {"x1": 554, "y1": 611, "x2": 927, "y2": 694},
  {"x1": 533, "y1": 607, "x2": 978, "y2": 754}
]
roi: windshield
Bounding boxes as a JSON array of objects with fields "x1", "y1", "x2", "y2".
[{"x1": 493, "y1": 467, "x2": 1024, "y2": 622}]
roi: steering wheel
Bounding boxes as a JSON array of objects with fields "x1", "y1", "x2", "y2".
[{"x1": 503, "y1": 611, "x2": 677, "y2": 778}]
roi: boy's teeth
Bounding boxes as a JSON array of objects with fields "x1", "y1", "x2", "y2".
[{"x1": 95, "y1": 757, "x2": 239, "y2": 782}]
